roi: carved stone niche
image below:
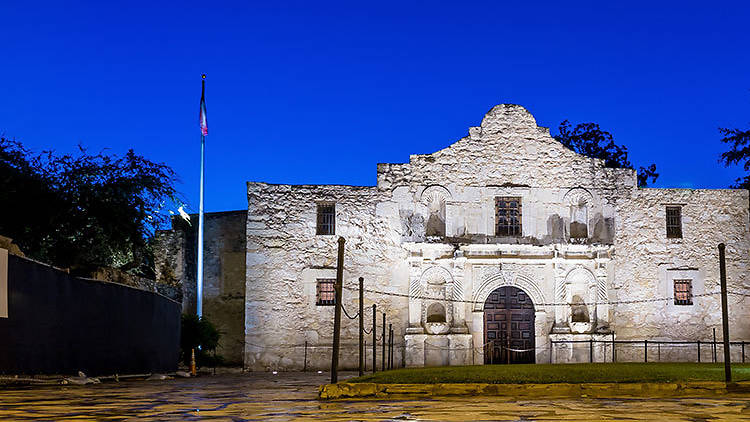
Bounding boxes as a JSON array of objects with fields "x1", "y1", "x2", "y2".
[
  {"x1": 563, "y1": 188, "x2": 594, "y2": 241},
  {"x1": 562, "y1": 266, "x2": 605, "y2": 333},
  {"x1": 408, "y1": 265, "x2": 466, "y2": 335},
  {"x1": 420, "y1": 185, "x2": 451, "y2": 238}
]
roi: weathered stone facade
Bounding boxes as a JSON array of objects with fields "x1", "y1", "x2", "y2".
[
  {"x1": 158, "y1": 104, "x2": 750, "y2": 370},
  {"x1": 155, "y1": 211, "x2": 247, "y2": 364}
]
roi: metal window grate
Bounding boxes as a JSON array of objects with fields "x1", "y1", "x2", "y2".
[
  {"x1": 495, "y1": 197, "x2": 522, "y2": 237},
  {"x1": 666, "y1": 206, "x2": 682, "y2": 238},
  {"x1": 316, "y1": 279, "x2": 336, "y2": 306},
  {"x1": 674, "y1": 279, "x2": 693, "y2": 305},
  {"x1": 316, "y1": 203, "x2": 335, "y2": 235}
]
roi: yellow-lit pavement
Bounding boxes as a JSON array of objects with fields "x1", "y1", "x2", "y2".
[{"x1": 1, "y1": 372, "x2": 750, "y2": 421}]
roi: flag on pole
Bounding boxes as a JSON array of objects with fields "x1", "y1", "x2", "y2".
[{"x1": 200, "y1": 74, "x2": 208, "y2": 136}]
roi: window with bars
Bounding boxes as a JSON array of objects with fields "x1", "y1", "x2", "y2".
[
  {"x1": 316, "y1": 203, "x2": 335, "y2": 235},
  {"x1": 495, "y1": 197, "x2": 522, "y2": 237},
  {"x1": 674, "y1": 279, "x2": 693, "y2": 305},
  {"x1": 666, "y1": 206, "x2": 682, "y2": 238},
  {"x1": 316, "y1": 278, "x2": 336, "y2": 306}
]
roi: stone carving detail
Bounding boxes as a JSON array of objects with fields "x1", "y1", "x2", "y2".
[
  {"x1": 420, "y1": 185, "x2": 452, "y2": 205},
  {"x1": 472, "y1": 264, "x2": 546, "y2": 311},
  {"x1": 563, "y1": 187, "x2": 593, "y2": 206}
]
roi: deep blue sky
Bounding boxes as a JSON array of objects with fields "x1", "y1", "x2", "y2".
[{"x1": 2, "y1": 1, "x2": 749, "y2": 215}]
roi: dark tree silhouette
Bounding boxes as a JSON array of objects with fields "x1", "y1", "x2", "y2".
[
  {"x1": 554, "y1": 120, "x2": 659, "y2": 187},
  {"x1": 718, "y1": 124, "x2": 750, "y2": 190},
  {"x1": 0, "y1": 138, "x2": 180, "y2": 276}
]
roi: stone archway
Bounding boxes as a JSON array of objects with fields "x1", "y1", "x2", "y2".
[{"x1": 483, "y1": 286, "x2": 535, "y2": 364}]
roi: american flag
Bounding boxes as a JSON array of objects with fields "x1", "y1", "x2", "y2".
[{"x1": 200, "y1": 75, "x2": 208, "y2": 136}]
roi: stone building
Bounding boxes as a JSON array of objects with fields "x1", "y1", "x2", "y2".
[{"x1": 158, "y1": 104, "x2": 750, "y2": 370}]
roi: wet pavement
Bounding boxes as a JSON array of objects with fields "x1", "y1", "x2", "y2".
[{"x1": 1, "y1": 371, "x2": 750, "y2": 421}]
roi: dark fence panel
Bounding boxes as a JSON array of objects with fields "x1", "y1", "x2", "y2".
[{"x1": 0, "y1": 254, "x2": 180, "y2": 376}]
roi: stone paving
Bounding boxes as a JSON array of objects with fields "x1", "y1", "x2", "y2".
[{"x1": 1, "y1": 371, "x2": 750, "y2": 421}]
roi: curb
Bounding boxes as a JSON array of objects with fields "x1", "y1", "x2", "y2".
[{"x1": 318, "y1": 381, "x2": 750, "y2": 400}]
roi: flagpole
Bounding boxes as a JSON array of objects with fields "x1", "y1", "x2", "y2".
[{"x1": 197, "y1": 74, "x2": 206, "y2": 318}]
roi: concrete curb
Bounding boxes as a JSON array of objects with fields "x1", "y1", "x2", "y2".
[{"x1": 318, "y1": 381, "x2": 750, "y2": 400}]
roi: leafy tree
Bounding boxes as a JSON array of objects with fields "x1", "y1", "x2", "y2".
[
  {"x1": 718, "y1": 125, "x2": 750, "y2": 189},
  {"x1": 0, "y1": 138, "x2": 180, "y2": 276},
  {"x1": 554, "y1": 120, "x2": 659, "y2": 187}
]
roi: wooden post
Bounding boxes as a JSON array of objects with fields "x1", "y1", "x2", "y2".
[
  {"x1": 382, "y1": 313, "x2": 386, "y2": 371},
  {"x1": 330, "y1": 237, "x2": 345, "y2": 384},
  {"x1": 372, "y1": 304, "x2": 377, "y2": 373},
  {"x1": 719, "y1": 243, "x2": 732, "y2": 383},
  {"x1": 358, "y1": 277, "x2": 364, "y2": 377}
]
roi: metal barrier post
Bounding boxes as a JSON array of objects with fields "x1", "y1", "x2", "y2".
[
  {"x1": 698, "y1": 340, "x2": 701, "y2": 363},
  {"x1": 382, "y1": 313, "x2": 386, "y2": 371},
  {"x1": 713, "y1": 328, "x2": 717, "y2": 363},
  {"x1": 358, "y1": 277, "x2": 364, "y2": 376},
  {"x1": 644, "y1": 340, "x2": 648, "y2": 363},
  {"x1": 589, "y1": 339, "x2": 593, "y2": 363},
  {"x1": 303, "y1": 341, "x2": 308, "y2": 372},
  {"x1": 742, "y1": 341, "x2": 746, "y2": 363},
  {"x1": 372, "y1": 304, "x2": 376, "y2": 373},
  {"x1": 719, "y1": 243, "x2": 732, "y2": 382},
  {"x1": 612, "y1": 332, "x2": 616, "y2": 363}
]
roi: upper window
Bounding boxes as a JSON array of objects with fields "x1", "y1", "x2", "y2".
[
  {"x1": 316, "y1": 278, "x2": 336, "y2": 306},
  {"x1": 674, "y1": 279, "x2": 693, "y2": 305},
  {"x1": 666, "y1": 206, "x2": 682, "y2": 238},
  {"x1": 316, "y1": 203, "x2": 335, "y2": 235},
  {"x1": 495, "y1": 197, "x2": 522, "y2": 237}
]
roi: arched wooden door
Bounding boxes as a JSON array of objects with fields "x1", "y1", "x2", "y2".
[{"x1": 483, "y1": 286, "x2": 535, "y2": 364}]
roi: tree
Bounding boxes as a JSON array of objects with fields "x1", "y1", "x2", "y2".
[
  {"x1": 0, "y1": 138, "x2": 180, "y2": 276},
  {"x1": 554, "y1": 120, "x2": 659, "y2": 187},
  {"x1": 718, "y1": 125, "x2": 750, "y2": 190}
]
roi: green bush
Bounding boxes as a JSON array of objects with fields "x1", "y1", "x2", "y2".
[{"x1": 180, "y1": 314, "x2": 223, "y2": 367}]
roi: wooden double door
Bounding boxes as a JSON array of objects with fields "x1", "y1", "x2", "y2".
[{"x1": 483, "y1": 286, "x2": 535, "y2": 364}]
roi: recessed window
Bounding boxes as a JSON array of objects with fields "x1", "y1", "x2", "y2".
[
  {"x1": 316, "y1": 203, "x2": 335, "y2": 235},
  {"x1": 666, "y1": 206, "x2": 682, "y2": 238},
  {"x1": 316, "y1": 278, "x2": 336, "y2": 306},
  {"x1": 495, "y1": 197, "x2": 522, "y2": 237},
  {"x1": 674, "y1": 279, "x2": 693, "y2": 305}
]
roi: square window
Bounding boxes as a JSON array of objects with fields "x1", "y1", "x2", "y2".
[
  {"x1": 316, "y1": 278, "x2": 336, "y2": 306},
  {"x1": 316, "y1": 203, "x2": 335, "y2": 235},
  {"x1": 495, "y1": 197, "x2": 522, "y2": 237},
  {"x1": 674, "y1": 279, "x2": 692, "y2": 305},
  {"x1": 666, "y1": 206, "x2": 682, "y2": 238}
]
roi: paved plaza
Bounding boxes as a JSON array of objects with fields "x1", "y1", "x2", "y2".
[{"x1": 2, "y1": 372, "x2": 750, "y2": 421}]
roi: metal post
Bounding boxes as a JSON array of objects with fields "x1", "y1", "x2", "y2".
[
  {"x1": 658, "y1": 343, "x2": 661, "y2": 362},
  {"x1": 358, "y1": 277, "x2": 364, "y2": 376},
  {"x1": 549, "y1": 340, "x2": 553, "y2": 364},
  {"x1": 382, "y1": 313, "x2": 386, "y2": 371},
  {"x1": 698, "y1": 340, "x2": 701, "y2": 363},
  {"x1": 330, "y1": 237, "x2": 345, "y2": 384},
  {"x1": 372, "y1": 304, "x2": 377, "y2": 373},
  {"x1": 490, "y1": 340, "x2": 494, "y2": 365},
  {"x1": 742, "y1": 341, "x2": 746, "y2": 363},
  {"x1": 303, "y1": 341, "x2": 307, "y2": 372},
  {"x1": 197, "y1": 75, "x2": 207, "y2": 318},
  {"x1": 612, "y1": 332, "x2": 616, "y2": 363},
  {"x1": 644, "y1": 340, "x2": 648, "y2": 363},
  {"x1": 589, "y1": 339, "x2": 593, "y2": 363},
  {"x1": 713, "y1": 328, "x2": 717, "y2": 363},
  {"x1": 388, "y1": 324, "x2": 393, "y2": 369},
  {"x1": 719, "y1": 243, "x2": 732, "y2": 383},
  {"x1": 364, "y1": 341, "x2": 367, "y2": 371}
]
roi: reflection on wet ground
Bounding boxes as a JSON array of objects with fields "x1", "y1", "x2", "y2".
[{"x1": 1, "y1": 371, "x2": 750, "y2": 421}]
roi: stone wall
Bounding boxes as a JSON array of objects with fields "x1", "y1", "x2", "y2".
[
  {"x1": 154, "y1": 211, "x2": 247, "y2": 365},
  {"x1": 611, "y1": 188, "x2": 750, "y2": 361},
  {"x1": 245, "y1": 183, "x2": 408, "y2": 370}
]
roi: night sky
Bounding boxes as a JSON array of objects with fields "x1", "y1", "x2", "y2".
[{"x1": 2, "y1": 1, "x2": 749, "y2": 215}]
